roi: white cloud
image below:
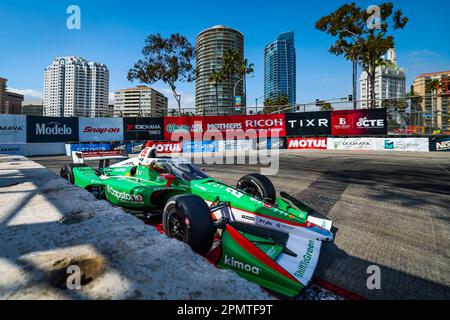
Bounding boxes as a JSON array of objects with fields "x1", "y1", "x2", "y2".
[{"x1": 7, "y1": 87, "x2": 43, "y2": 104}]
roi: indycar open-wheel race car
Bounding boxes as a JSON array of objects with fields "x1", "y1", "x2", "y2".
[{"x1": 60, "y1": 147, "x2": 335, "y2": 297}]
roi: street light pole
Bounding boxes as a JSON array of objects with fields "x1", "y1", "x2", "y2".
[{"x1": 233, "y1": 75, "x2": 254, "y2": 113}]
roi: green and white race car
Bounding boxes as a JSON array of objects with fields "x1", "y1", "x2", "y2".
[{"x1": 60, "y1": 147, "x2": 335, "y2": 297}]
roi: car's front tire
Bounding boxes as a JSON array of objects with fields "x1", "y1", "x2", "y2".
[
  {"x1": 60, "y1": 163, "x2": 88, "y2": 184},
  {"x1": 163, "y1": 195, "x2": 215, "y2": 255},
  {"x1": 236, "y1": 173, "x2": 276, "y2": 204}
]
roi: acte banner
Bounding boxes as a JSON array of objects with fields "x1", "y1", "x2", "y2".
[
  {"x1": 331, "y1": 109, "x2": 387, "y2": 136},
  {"x1": 164, "y1": 114, "x2": 285, "y2": 141}
]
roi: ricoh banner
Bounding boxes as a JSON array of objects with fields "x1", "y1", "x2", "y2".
[
  {"x1": 328, "y1": 137, "x2": 429, "y2": 152},
  {"x1": 164, "y1": 114, "x2": 285, "y2": 141},
  {"x1": 79, "y1": 117, "x2": 124, "y2": 142},
  {"x1": 26, "y1": 116, "x2": 79, "y2": 143},
  {"x1": 0, "y1": 115, "x2": 27, "y2": 143},
  {"x1": 331, "y1": 109, "x2": 387, "y2": 136},
  {"x1": 285, "y1": 112, "x2": 331, "y2": 136}
]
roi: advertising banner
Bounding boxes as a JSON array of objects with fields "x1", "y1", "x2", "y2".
[
  {"x1": 164, "y1": 114, "x2": 285, "y2": 141},
  {"x1": 79, "y1": 118, "x2": 124, "y2": 142},
  {"x1": 287, "y1": 137, "x2": 327, "y2": 150},
  {"x1": 219, "y1": 139, "x2": 254, "y2": 152},
  {"x1": 27, "y1": 116, "x2": 79, "y2": 143},
  {"x1": 0, "y1": 115, "x2": 27, "y2": 143},
  {"x1": 331, "y1": 109, "x2": 387, "y2": 136},
  {"x1": 183, "y1": 140, "x2": 219, "y2": 153},
  {"x1": 126, "y1": 142, "x2": 146, "y2": 155},
  {"x1": 256, "y1": 137, "x2": 287, "y2": 150},
  {"x1": 429, "y1": 137, "x2": 450, "y2": 152},
  {"x1": 123, "y1": 117, "x2": 164, "y2": 141},
  {"x1": 147, "y1": 141, "x2": 183, "y2": 154},
  {"x1": 285, "y1": 112, "x2": 331, "y2": 136},
  {"x1": 0, "y1": 143, "x2": 25, "y2": 155},
  {"x1": 70, "y1": 143, "x2": 111, "y2": 153},
  {"x1": 380, "y1": 138, "x2": 429, "y2": 152},
  {"x1": 327, "y1": 137, "x2": 379, "y2": 151}
]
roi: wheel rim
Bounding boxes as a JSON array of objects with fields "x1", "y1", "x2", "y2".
[
  {"x1": 61, "y1": 169, "x2": 70, "y2": 181},
  {"x1": 240, "y1": 182, "x2": 263, "y2": 200},
  {"x1": 167, "y1": 209, "x2": 187, "y2": 241}
]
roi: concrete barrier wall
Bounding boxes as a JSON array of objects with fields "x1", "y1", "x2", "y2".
[{"x1": 0, "y1": 155, "x2": 269, "y2": 300}]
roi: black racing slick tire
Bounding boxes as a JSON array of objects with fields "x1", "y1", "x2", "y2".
[
  {"x1": 60, "y1": 163, "x2": 88, "y2": 184},
  {"x1": 163, "y1": 195, "x2": 215, "y2": 255},
  {"x1": 236, "y1": 173, "x2": 276, "y2": 204}
]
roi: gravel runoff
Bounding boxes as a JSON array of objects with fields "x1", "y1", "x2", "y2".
[{"x1": 0, "y1": 155, "x2": 270, "y2": 300}]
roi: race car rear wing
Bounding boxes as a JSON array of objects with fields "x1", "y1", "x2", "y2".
[{"x1": 72, "y1": 150, "x2": 127, "y2": 167}]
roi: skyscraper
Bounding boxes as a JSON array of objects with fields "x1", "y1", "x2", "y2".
[
  {"x1": 360, "y1": 48, "x2": 406, "y2": 109},
  {"x1": 43, "y1": 56, "x2": 109, "y2": 117},
  {"x1": 264, "y1": 31, "x2": 296, "y2": 108},
  {"x1": 196, "y1": 25, "x2": 244, "y2": 115}
]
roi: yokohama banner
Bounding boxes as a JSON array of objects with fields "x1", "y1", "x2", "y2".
[
  {"x1": 79, "y1": 118, "x2": 124, "y2": 142},
  {"x1": 331, "y1": 109, "x2": 387, "y2": 136},
  {"x1": 285, "y1": 112, "x2": 331, "y2": 136},
  {"x1": 0, "y1": 115, "x2": 26, "y2": 143},
  {"x1": 27, "y1": 116, "x2": 79, "y2": 143},
  {"x1": 164, "y1": 114, "x2": 285, "y2": 141},
  {"x1": 123, "y1": 117, "x2": 164, "y2": 141},
  {"x1": 287, "y1": 137, "x2": 327, "y2": 150}
]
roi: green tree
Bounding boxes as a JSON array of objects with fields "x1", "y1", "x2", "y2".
[
  {"x1": 315, "y1": 2, "x2": 408, "y2": 109},
  {"x1": 208, "y1": 70, "x2": 225, "y2": 114},
  {"x1": 263, "y1": 93, "x2": 289, "y2": 114},
  {"x1": 320, "y1": 102, "x2": 334, "y2": 111},
  {"x1": 128, "y1": 33, "x2": 195, "y2": 116}
]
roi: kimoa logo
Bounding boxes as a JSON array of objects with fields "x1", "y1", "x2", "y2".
[
  {"x1": 223, "y1": 255, "x2": 260, "y2": 275},
  {"x1": 294, "y1": 240, "x2": 315, "y2": 279},
  {"x1": 36, "y1": 123, "x2": 72, "y2": 135},
  {"x1": 106, "y1": 185, "x2": 143, "y2": 203}
]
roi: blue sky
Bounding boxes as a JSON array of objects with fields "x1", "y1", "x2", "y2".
[{"x1": 0, "y1": 0, "x2": 448, "y2": 109}]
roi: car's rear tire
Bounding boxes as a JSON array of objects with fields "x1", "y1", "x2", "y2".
[
  {"x1": 163, "y1": 195, "x2": 215, "y2": 255},
  {"x1": 60, "y1": 164, "x2": 88, "y2": 184},
  {"x1": 236, "y1": 173, "x2": 276, "y2": 204}
]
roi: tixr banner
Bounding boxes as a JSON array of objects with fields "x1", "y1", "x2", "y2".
[
  {"x1": 331, "y1": 109, "x2": 387, "y2": 136},
  {"x1": 164, "y1": 114, "x2": 285, "y2": 141},
  {"x1": 123, "y1": 117, "x2": 164, "y2": 141},
  {"x1": 285, "y1": 112, "x2": 331, "y2": 136}
]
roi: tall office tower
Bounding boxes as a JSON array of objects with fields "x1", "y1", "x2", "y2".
[
  {"x1": 43, "y1": 56, "x2": 109, "y2": 117},
  {"x1": 360, "y1": 48, "x2": 406, "y2": 109},
  {"x1": 196, "y1": 25, "x2": 245, "y2": 115},
  {"x1": 264, "y1": 31, "x2": 296, "y2": 108}
]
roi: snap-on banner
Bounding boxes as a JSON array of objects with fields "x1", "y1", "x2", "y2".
[
  {"x1": 429, "y1": 136, "x2": 450, "y2": 152},
  {"x1": 285, "y1": 112, "x2": 331, "y2": 136},
  {"x1": 123, "y1": 117, "x2": 164, "y2": 141},
  {"x1": 331, "y1": 109, "x2": 387, "y2": 136},
  {"x1": 27, "y1": 116, "x2": 79, "y2": 143},
  {"x1": 164, "y1": 114, "x2": 286, "y2": 141},
  {"x1": 0, "y1": 115, "x2": 27, "y2": 143},
  {"x1": 287, "y1": 137, "x2": 327, "y2": 150},
  {"x1": 79, "y1": 118, "x2": 124, "y2": 142}
]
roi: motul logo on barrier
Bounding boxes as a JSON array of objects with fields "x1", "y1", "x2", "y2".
[
  {"x1": 83, "y1": 126, "x2": 120, "y2": 134},
  {"x1": 288, "y1": 138, "x2": 327, "y2": 149},
  {"x1": 246, "y1": 119, "x2": 283, "y2": 128},
  {"x1": 36, "y1": 123, "x2": 72, "y2": 135},
  {"x1": 149, "y1": 142, "x2": 182, "y2": 153}
]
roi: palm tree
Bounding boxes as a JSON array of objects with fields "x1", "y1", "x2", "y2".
[
  {"x1": 237, "y1": 58, "x2": 254, "y2": 107},
  {"x1": 208, "y1": 70, "x2": 225, "y2": 115},
  {"x1": 222, "y1": 49, "x2": 241, "y2": 108}
]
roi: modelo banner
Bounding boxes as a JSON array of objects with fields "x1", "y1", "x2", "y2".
[
  {"x1": 164, "y1": 114, "x2": 285, "y2": 141},
  {"x1": 0, "y1": 115, "x2": 27, "y2": 143},
  {"x1": 429, "y1": 136, "x2": 450, "y2": 152},
  {"x1": 79, "y1": 117, "x2": 124, "y2": 142},
  {"x1": 285, "y1": 112, "x2": 331, "y2": 136},
  {"x1": 287, "y1": 137, "x2": 327, "y2": 150},
  {"x1": 331, "y1": 109, "x2": 387, "y2": 136},
  {"x1": 123, "y1": 117, "x2": 164, "y2": 141},
  {"x1": 27, "y1": 116, "x2": 79, "y2": 143}
]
